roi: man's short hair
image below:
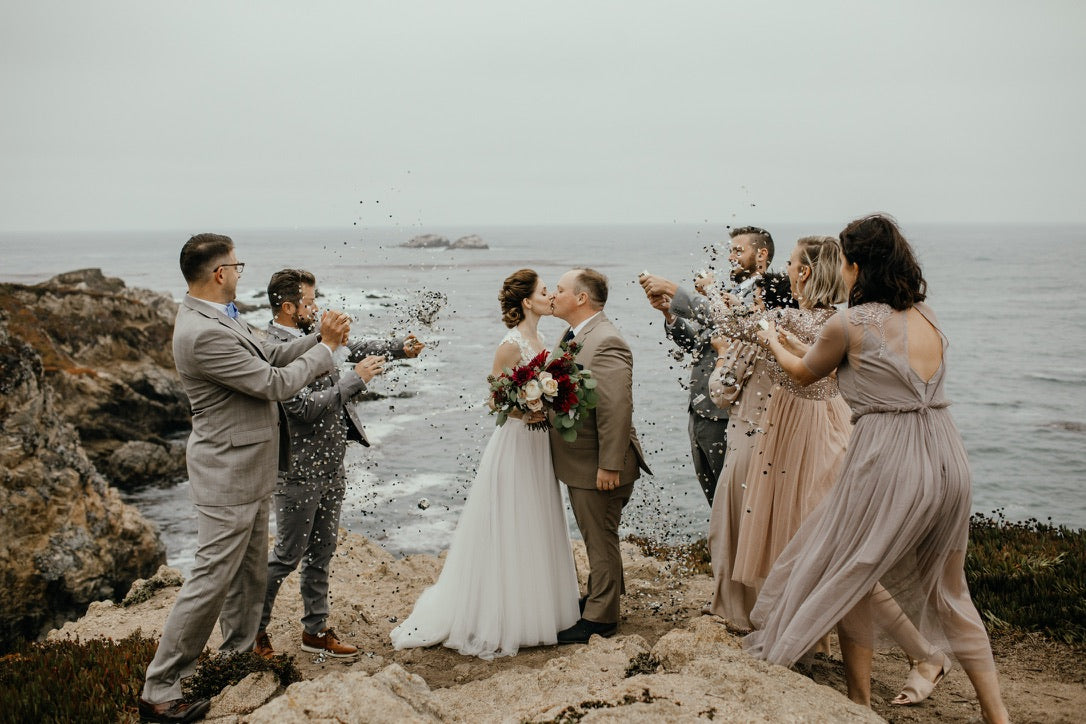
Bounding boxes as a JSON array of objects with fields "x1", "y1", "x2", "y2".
[
  {"x1": 574, "y1": 268, "x2": 608, "y2": 308},
  {"x1": 730, "y1": 226, "x2": 775, "y2": 264},
  {"x1": 180, "y1": 233, "x2": 234, "y2": 283},
  {"x1": 267, "y1": 268, "x2": 316, "y2": 313}
]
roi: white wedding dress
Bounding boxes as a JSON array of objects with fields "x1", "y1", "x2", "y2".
[{"x1": 390, "y1": 327, "x2": 580, "y2": 659}]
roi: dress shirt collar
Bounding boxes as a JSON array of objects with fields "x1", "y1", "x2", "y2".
[{"x1": 571, "y1": 311, "x2": 602, "y2": 338}]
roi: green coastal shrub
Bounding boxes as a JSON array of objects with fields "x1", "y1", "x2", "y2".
[
  {"x1": 0, "y1": 632, "x2": 157, "y2": 724},
  {"x1": 0, "y1": 633, "x2": 301, "y2": 723},
  {"x1": 630, "y1": 511, "x2": 1085, "y2": 643},
  {"x1": 965, "y1": 511, "x2": 1086, "y2": 644},
  {"x1": 183, "y1": 648, "x2": 302, "y2": 701}
]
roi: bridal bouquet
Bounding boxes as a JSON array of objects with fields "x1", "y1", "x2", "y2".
[{"x1": 487, "y1": 341, "x2": 598, "y2": 441}]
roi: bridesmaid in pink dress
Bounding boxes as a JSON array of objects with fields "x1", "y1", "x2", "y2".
[{"x1": 747, "y1": 215, "x2": 1008, "y2": 724}]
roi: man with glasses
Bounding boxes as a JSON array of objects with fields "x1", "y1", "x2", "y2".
[
  {"x1": 140, "y1": 234, "x2": 352, "y2": 723},
  {"x1": 253, "y1": 268, "x2": 424, "y2": 659}
]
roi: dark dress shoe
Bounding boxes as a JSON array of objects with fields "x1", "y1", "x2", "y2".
[
  {"x1": 138, "y1": 697, "x2": 210, "y2": 723},
  {"x1": 557, "y1": 618, "x2": 617, "y2": 644}
]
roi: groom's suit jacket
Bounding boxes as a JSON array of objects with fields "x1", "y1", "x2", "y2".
[
  {"x1": 173, "y1": 295, "x2": 335, "y2": 506},
  {"x1": 549, "y1": 312, "x2": 650, "y2": 487}
]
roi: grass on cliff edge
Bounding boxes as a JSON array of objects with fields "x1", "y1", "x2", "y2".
[
  {"x1": 629, "y1": 509, "x2": 1086, "y2": 644},
  {"x1": 0, "y1": 632, "x2": 301, "y2": 724}
]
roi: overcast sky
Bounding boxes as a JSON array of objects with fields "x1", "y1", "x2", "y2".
[{"x1": 1, "y1": 1, "x2": 1083, "y2": 232}]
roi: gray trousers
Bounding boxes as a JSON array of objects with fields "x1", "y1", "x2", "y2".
[
  {"x1": 260, "y1": 475, "x2": 346, "y2": 635},
  {"x1": 690, "y1": 413, "x2": 728, "y2": 506},
  {"x1": 143, "y1": 497, "x2": 269, "y2": 703},
  {"x1": 567, "y1": 483, "x2": 633, "y2": 624}
]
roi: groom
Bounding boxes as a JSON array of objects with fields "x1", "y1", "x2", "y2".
[{"x1": 550, "y1": 268, "x2": 650, "y2": 643}]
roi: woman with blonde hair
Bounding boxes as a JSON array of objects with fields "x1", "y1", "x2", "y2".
[{"x1": 705, "y1": 236, "x2": 851, "y2": 630}]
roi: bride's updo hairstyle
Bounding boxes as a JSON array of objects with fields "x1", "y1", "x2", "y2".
[
  {"x1": 839, "y1": 213, "x2": 927, "y2": 311},
  {"x1": 498, "y1": 268, "x2": 539, "y2": 328},
  {"x1": 795, "y1": 235, "x2": 846, "y2": 309}
]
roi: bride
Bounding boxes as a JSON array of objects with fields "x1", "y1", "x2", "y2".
[{"x1": 390, "y1": 268, "x2": 580, "y2": 659}]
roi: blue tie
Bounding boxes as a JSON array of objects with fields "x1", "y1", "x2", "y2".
[
  {"x1": 562, "y1": 328, "x2": 575, "y2": 345},
  {"x1": 225, "y1": 302, "x2": 239, "y2": 319}
]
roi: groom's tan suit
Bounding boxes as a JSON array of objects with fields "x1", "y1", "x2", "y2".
[
  {"x1": 550, "y1": 312, "x2": 650, "y2": 624},
  {"x1": 143, "y1": 295, "x2": 335, "y2": 703}
]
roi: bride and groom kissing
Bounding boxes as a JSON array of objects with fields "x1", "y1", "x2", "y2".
[{"x1": 390, "y1": 267, "x2": 651, "y2": 658}]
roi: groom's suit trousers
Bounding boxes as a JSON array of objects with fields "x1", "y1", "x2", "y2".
[{"x1": 567, "y1": 484, "x2": 633, "y2": 624}]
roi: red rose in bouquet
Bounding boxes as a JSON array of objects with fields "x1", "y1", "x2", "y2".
[{"x1": 487, "y1": 341, "x2": 597, "y2": 440}]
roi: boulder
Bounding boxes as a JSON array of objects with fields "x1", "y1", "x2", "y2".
[{"x1": 247, "y1": 665, "x2": 450, "y2": 723}]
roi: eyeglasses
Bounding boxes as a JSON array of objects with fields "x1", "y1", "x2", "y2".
[{"x1": 217, "y1": 262, "x2": 245, "y2": 275}]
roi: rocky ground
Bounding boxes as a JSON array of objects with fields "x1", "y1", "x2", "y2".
[{"x1": 52, "y1": 532, "x2": 1085, "y2": 723}]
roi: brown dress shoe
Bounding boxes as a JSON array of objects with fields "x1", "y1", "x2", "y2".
[
  {"x1": 253, "y1": 630, "x2": 274, "y2": 658},
  {"x1": 301, "y1": 627, "x2": 358, "y2": 657},
  {"x1": 137, "y1": 697, "x2": 210, "y2": 723}
]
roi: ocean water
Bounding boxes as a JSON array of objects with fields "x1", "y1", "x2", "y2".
[{"x1": 2, "y1": 223, "x2": 1084, "y2": 571}]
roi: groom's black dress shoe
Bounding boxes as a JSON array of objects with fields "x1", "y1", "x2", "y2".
[{"x1": 557, "y1": 618, "x2": 617, "y2": 644}]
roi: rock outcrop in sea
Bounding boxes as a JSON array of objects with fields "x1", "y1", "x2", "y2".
[
  {"x1": 400, "y1": 234, "x2": 489, "y2": 249},
  {"x1": 0, "y1": 272, "x2": 170, "y2": 648},
  {"x1": 449, "y1": 234, "x2": 488, "y2": 249},
  {"x1": 402, "y1": 234, "x2": 451, "y2": 248}
]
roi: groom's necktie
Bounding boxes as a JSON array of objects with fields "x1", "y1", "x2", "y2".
[
  {"x1": 562, "y1": 328, "x2": 575, "y2": 345},
  {"x1": 225, "y1": 302, "x2": 240, "y2": 319}
]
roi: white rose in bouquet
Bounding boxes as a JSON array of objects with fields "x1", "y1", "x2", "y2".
[
  {"x1": 526, "y1": 397, "x2": 544, "y2": 412},
  {"x1": 538, "y1": 371, "x2": 559, "y2": 397},
  {"x1": 519, "y1": 378, "x2": 544, "y2": 402}
]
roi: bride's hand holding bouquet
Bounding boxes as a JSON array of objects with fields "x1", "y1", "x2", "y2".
[{"x1": 487, "y1": 341, "x2": 598, "y2": 441}]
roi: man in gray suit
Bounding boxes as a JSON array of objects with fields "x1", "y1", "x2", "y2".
[
  {"x1": 140, "y1": 235, "x2": 351, "y2": 723},
  {"x1": 254, "y1": 268, "x2": 424, "y2": 659},
  {"x1": 549, "y1": 268, "x2": 650, "y2": 644},
  {"x1": 638, "y1": 227, "x2": 775, "y2": 506}
]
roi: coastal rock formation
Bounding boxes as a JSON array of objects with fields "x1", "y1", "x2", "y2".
[
  {"x1": 402, "y1": 234, "x2": 450, "y2": 249},
  {"x1": 0, "y1": 269, "x2": 190, "y2": 487},
  {"x1": 0, "y1": 313, "x2": 165, "y2": 649},
  {"x1": 449, "y1": 234, "x2": 488, "y2": 250},
  {"x1": 51, "y1": 534, "x2": 881, "y2": 722}
]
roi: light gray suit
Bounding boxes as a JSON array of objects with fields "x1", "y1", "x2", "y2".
[
  {"x1": 143, "y1": 295, "x2": 335, "y2": 703},
  {"x1": 666, "y1": 286, "x2": 729, "y2": 505},
  {"x1": 259, "y1": 326, "x2": 409, "y2": 635}
]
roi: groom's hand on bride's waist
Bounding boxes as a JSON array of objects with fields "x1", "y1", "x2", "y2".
[{"x1": 596, "y1": 468, "x2": 620, "y2": 491}]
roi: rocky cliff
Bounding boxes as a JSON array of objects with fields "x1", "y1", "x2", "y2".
[
  {"x1": 0, "y1": 296, "x2": 166, "y2": 649},
  {"x1": 0, "y1": 269, "x2": 190, "y2": 487}
]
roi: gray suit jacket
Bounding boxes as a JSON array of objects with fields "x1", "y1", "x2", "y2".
[
  {"x1": 666, "y1": 286, "x2": 726, "y2": 422},
  {"x1": 266, "y1": 324, "x2": 370, "y2": 484},
  {"x1": 549, "y1": 312, "x2": 651, "y2": 489},
  {"x1": 172, "y1": 295, "x2": 334, "y2": 506}
]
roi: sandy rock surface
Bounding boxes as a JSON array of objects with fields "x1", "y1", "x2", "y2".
[{"x1": 52, "y1": 530, "x2": 1086, "y2": 722}]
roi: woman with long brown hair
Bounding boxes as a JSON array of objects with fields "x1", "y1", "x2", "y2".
[{"x1": 746, "y1": 215, "x2": 1008, "y2": 723}]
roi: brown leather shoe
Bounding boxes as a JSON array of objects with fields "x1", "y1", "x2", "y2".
[
  {"x1": 137, "y1": 697, "x2": 210, "y2": 722},
  {"x1": 253, "y1": 630, "x2": 274, "y2": 658},
  {"x1": 301, "y1": 627, "x2": 358, "y2": 657}
]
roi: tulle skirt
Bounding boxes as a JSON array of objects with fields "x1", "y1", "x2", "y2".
[{"x1": 390, "y1": 418, "x2": 580, "y2": 659}]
